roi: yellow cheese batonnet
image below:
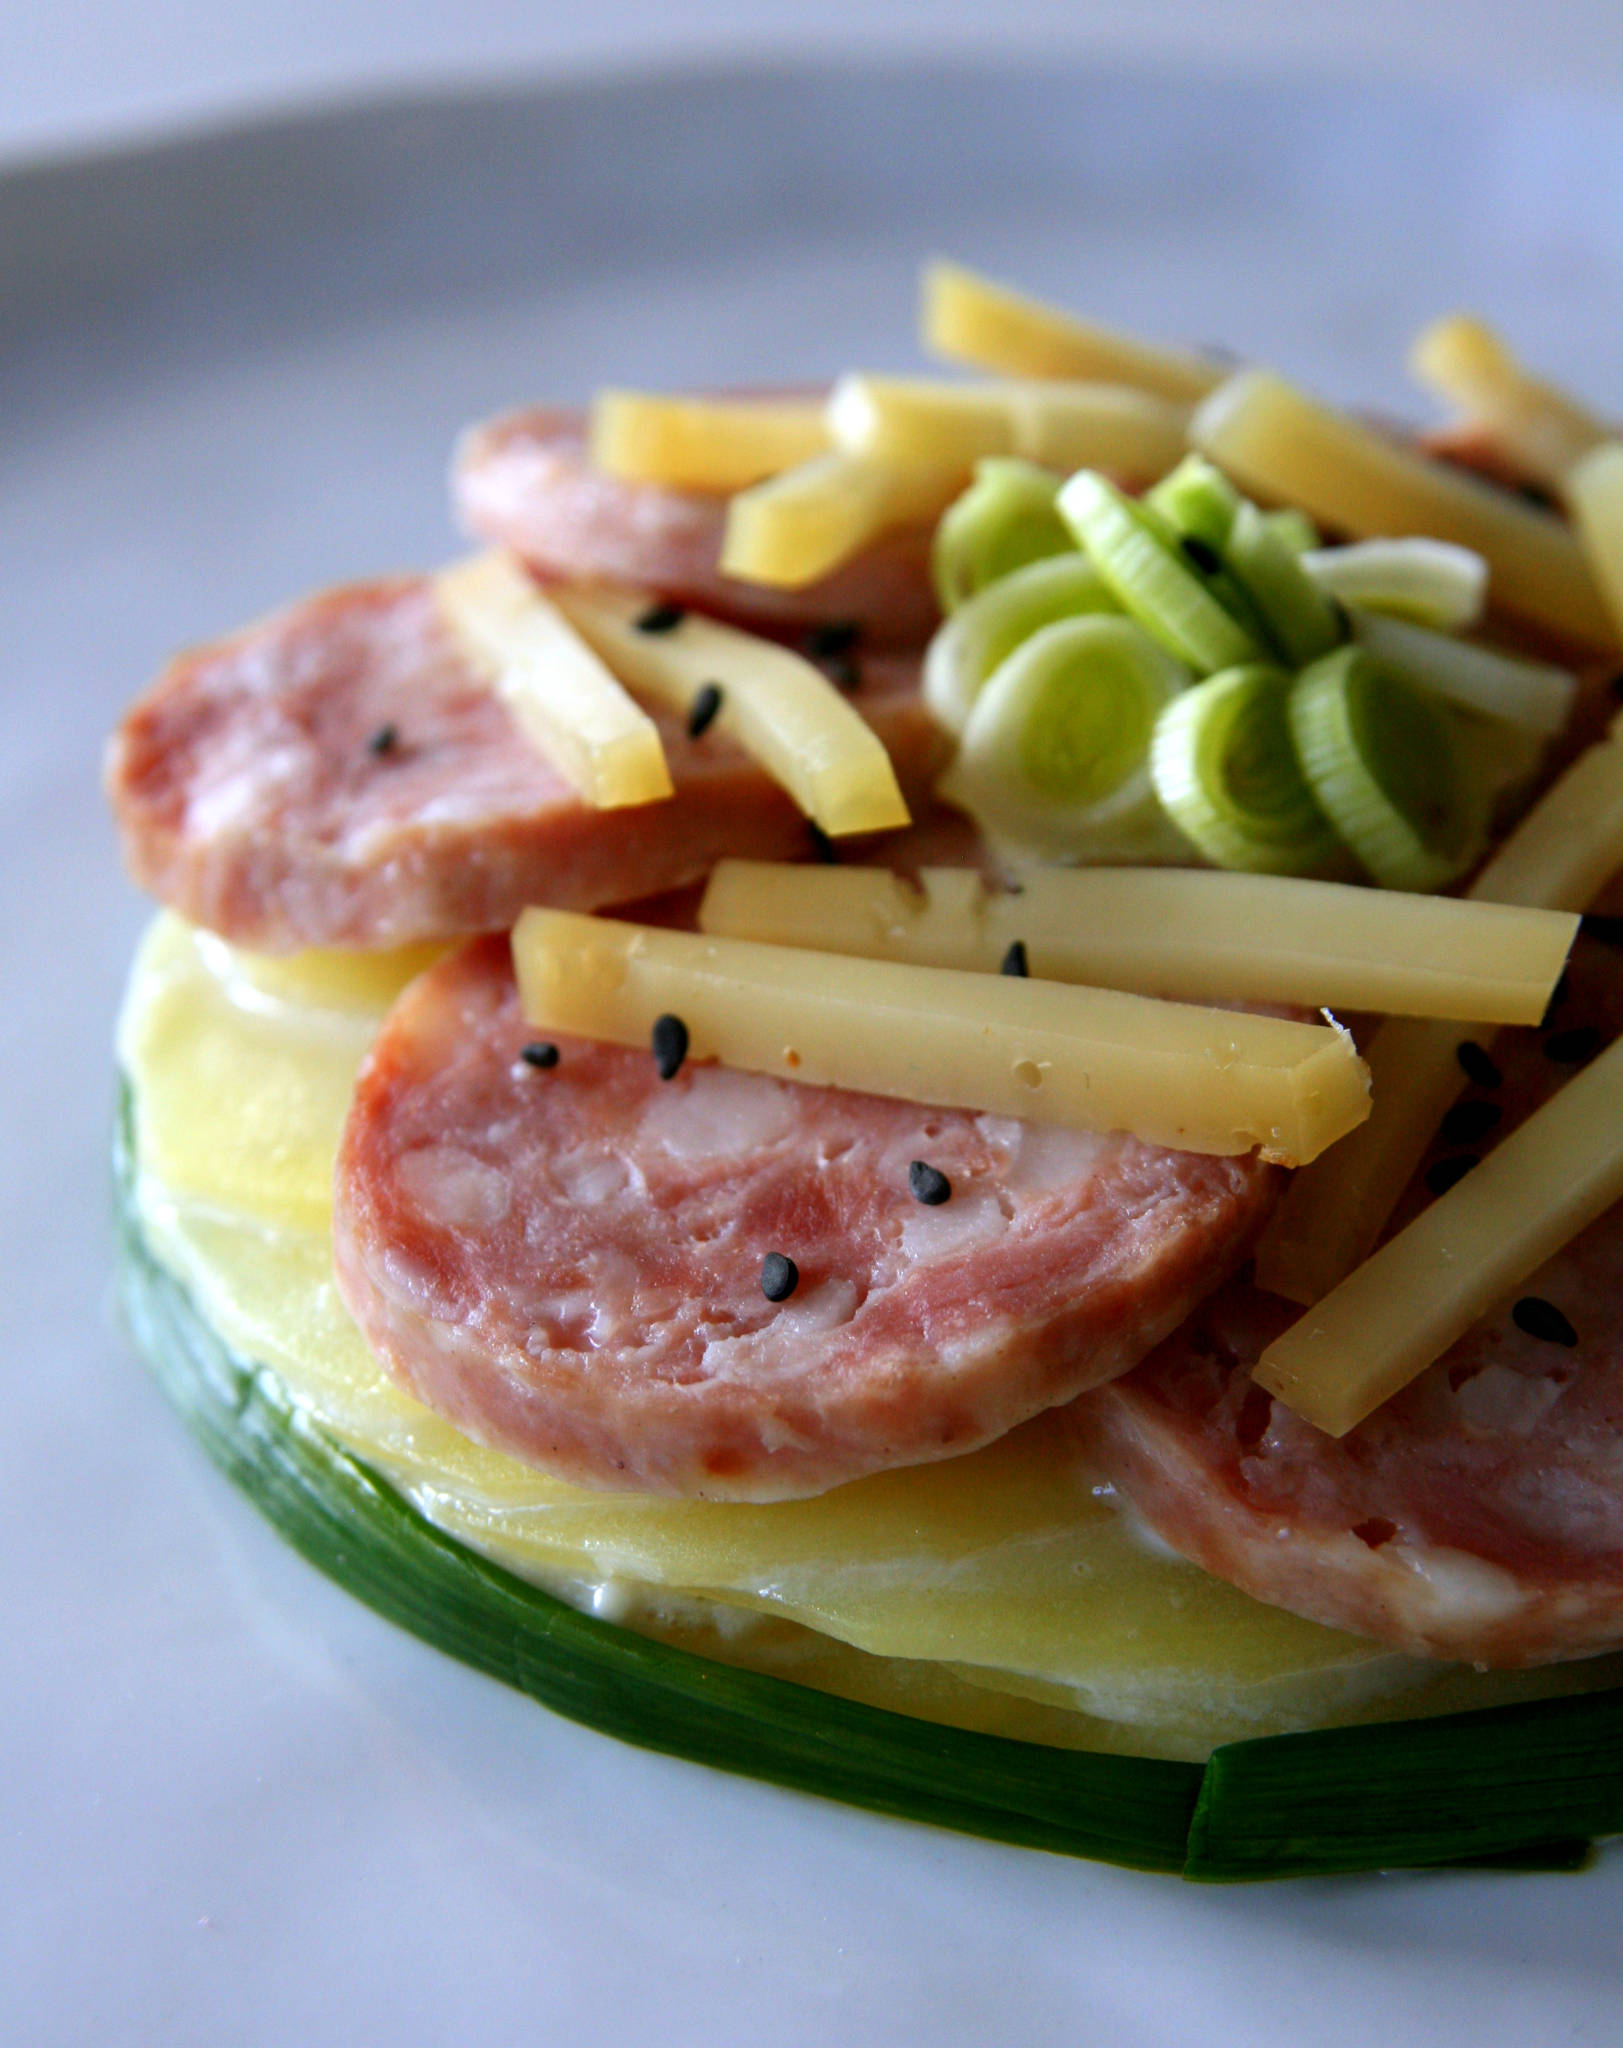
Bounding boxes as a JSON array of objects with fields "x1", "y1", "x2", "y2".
[
  {"x1": 1408, "y1": 314, "x2": 1607, "y2": 492},
  {"x1": 920, "y1": 261, "x2": 1225, "y2": 405},
  {"x1": 589, "y1": 391, "x2": 829, "y2": 491},
  {"x1": 720, "y1": 452, "x2": 963, "y2": 589},
  {"x1": 1256, "y1": 1028, "x2": 1623, "y2": 1435},
  {"x1": 697, "y1": 860, "x2": 1577, "y2": 1027},
  {"x1": 1256, "y1": 734, "x2": 1623, "y2": 1304},
  {"x1": 1191, "y1": 369, "x2": 1616, "y2": 648},
  {"x1": 826, "y1": 372, "x2": 1189, "y2": 480},
  {"x1": 435, "y1": 554, "x2": 674, "y2": 810},
  {"x1": 120, "y1": 914, "x2": 1623, "y2": 1756},
  {"x1": 1568, "y1": 441, "x2": 1623, "y2": 647},
  {"x1": 548, "y1": 583, "x2": 911, "y2": 837},
  {"x1": 511, "y1": 909, "x2": 1371, "y2": 1165}
]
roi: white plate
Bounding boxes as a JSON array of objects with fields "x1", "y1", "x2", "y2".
[{"x1": 7, "y1": 60, "x2": 1623, "y2": 2047}]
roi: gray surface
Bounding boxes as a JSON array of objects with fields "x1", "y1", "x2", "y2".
[
  {"x1": 7, "y1": 0, "x2": 1623, "y2": 162},
  {"x1": 6, "y1": 59, "x2": 1623, "y2": 2048}
]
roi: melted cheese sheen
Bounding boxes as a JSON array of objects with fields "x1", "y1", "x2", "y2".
[{"x1": 116, "y1": 915, "x2": 1616, "y2": 1759}]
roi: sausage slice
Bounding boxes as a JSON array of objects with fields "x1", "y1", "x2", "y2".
[
  {"x1": 106, "y1": 576, "x2": 945, "y2": 952},
  {"x1": 333, "y1": 937, "x2": 1280, "y2": 1500}
]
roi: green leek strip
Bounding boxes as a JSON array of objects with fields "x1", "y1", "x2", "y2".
[
  {"x1": 1144, "y1": 453, "x2": 1241, "y2": 553},
  {"x1": 1348, "y1": 608, "x2": 1577, "y2": 735},
  {"x1": 1288, "y1": 647, "x2": 1487, "y2": 891},
  {"x1": 931, "y1": 458, "x2": 1076, "y2": 613},
  {"x1": 113, "y1": 1115, "x2": 1197, "y2": 1873},
  {"x1": 1150, "y1": 665, "x2": 1341, "y2": 875},
  {"x1": 1187, "y1": 1690, "x2": 1623, "y2": 1881},
  {"x1": 1261, "y1": 507, "x2": 1320, "y2": 557},
  {"x1": 116, "y1": 1103, "x2": 1619, "y2": 1879},
  {"x1": 1302, "y1": 538, "x2": 1487, "y2": 631},
  {"x1": 1221, "y1": 501, "x2": 1345, "y2": 666},
  {"x1": 921, "y1": 552, "x2": 1121, "y2": 737},
  {"x1": 1058, "y1": 470, "x2": 1263, "y2": 673},
  {"x1": 940, "y1": 614, "x2": 1190, "y2": 861}
]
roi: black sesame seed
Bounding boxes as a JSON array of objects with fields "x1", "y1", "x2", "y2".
[
  {"x1": 1000, "y1": 940, "x2": 1029, "y2": 978},
  {"x1": 1180, "y1": 534, "x2": 1223, "y2": 576},
  {"x1": 807, "y1": 822, "x2": 838, "y2": 864},
  {"x1": 367, "y1": 723, "x2": 399, "y2": 757},
  {"x1": 908, "y1": 1160, "x2": 952, "y2": 1206},
  {"x1": 1545, "y1": 1024, "x2": 1602, "y2": 1065},
  {"x1": 1582, "y1": 912, "x2": 1623, "y2": 948},
  {"x1": 687, "y1": 682, "x2": 723, "y2": 738},
  {"x1": 1516, "y1": 480, "x2": 1561, "y2": 512},
  {"x1": 651, "y1": 1012, "x2": 689, "y2": 1081},
  {"x1": 802, "y1": 621, "x2": 861, "y2": 659},
  {"x1": 1425, "y1": 1154, "x2": 1480, "y2": 1196},
  {"x1": 1512, "y1": 1295, "x2": 1578, "y2": 1347},
  {"x1": 635, "y1": 600, "x2": 686, "y2": 635},
  {"x1": 1440, "y1": 1099, "x2": 1503, "y2": 1147},
  {"x1": 761, "y1": 1252, "x2": 799, "y2": 1303},
  {"x1": 520, "y1": 1041, "x2": 560, "y2": 1070},
  {"x1": 1455, "y1": 1040, "x2": 1502, "y2": 1090}
]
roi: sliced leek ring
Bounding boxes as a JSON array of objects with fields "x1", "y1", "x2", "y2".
[
  {"x1": 1057, "y1": 471, "x2": 1262, "y2": 674},
  {"x1": 1287, "y1": 648, "x2": 1487, "y2": 892},
  {"x1": 922, "y1": 552, "x2": 1120, "y2": 738},
  {"x1": 1144, "y1": 453, "x2": 1241, "y2": 554},
  {"x1": 1221, "y1": 501, "x2": 1344, "y2": 667},
  {"x1": 1151, "y1": 665, "x2": 1341, "y2": 875},
  {"x1": 1301, "y1": 539, "x2": 1487, "y2": 631},
  {"x1": 931, "y1": 458, "x2": 1076, "y2": 613},
  {"x1": 939, "y1": 614, "x2": 1190, "y2": 862},
  {"x1": 1261, "y1": 508, "x2": 1320, "y2": 557},
  {"x1": 1347, "y1": 609, "x2": 1576, "y2": 736}
]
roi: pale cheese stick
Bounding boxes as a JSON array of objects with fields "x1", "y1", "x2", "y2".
[
  {"x1": 512, "y1": 909, "x2": 1370, "y2": 1166},
  {"x1": 697, "y1": 861, "x2": 1576, "y2": 1026},
  {"x1": 548, "y1": 583, "x2": 909, "y2": 837},
  {"x1": 434, "y1": 554, "x2": 673, "y2": 810},
  {"x1": 1256, "y1": 1029, "x2": 1623, "y2": 1436}
]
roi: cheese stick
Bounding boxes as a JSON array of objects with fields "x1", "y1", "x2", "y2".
[{"x1": 513, "y1": 909, "x2": 1370, "y2": 1166}]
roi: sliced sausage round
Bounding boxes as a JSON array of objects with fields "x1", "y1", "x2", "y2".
[
  {"x1": 1070, "y1": 932, "x2": 1623, "y2": 1667},
  {"x1": 106, "y1": 576, "x2": 945, "y2": 953},
  {"x1": 332, "y1": 936, "x2": 1281, "y2": 1501},
  {"x1": 453, "y1": 407, "x2": 940, "y2": 647}
]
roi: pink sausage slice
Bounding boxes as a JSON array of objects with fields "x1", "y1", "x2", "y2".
[
  {"x1": 453, "y1": 407, "x2": 940, "y2": 647},
  {"x1": 106, "y1": 576, "x2": 946, "y2": 953},
  {"x1": 1071, "y1": 932, "x2": 1623, "y2": 1667},
  {"x1": 333, "y1": 936, "x2": 1281, "y2": 1501}
]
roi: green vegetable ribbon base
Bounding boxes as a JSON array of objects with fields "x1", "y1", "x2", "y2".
[{"x1": 113, "y1": 1096, "x2": 1618, "y2": 1883}]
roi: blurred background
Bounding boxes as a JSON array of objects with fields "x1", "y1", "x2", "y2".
[{"x1": 7, "y1": 0, "x2": 1623, "y2": 160}]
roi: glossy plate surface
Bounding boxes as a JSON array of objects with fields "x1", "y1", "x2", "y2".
[{"x1": 8, "y1": 59, "x2": 1623, "y2": 2045}]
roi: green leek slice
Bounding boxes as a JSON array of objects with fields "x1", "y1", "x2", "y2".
[
  {"x1": 939, "y1": 614, "x2": 1190, "y2": 860},
  {"x1": 921, "y1": 552, "x2": 1120, "y2": 736},
  {"x1": 1144, "y1": 453, "x2": 1241, "y2": 553},
  {"x1": 1262, "y1": 508, "x2": 1320, "y2": 557},
  {"x1": 1288, "y1": 647, "x2": 1487, "y2": 891},
  {"x1": 930, "y1": 457, "x2": 1077, "y2": 613},
  {"x1": 1302, "y1": 538, "x2": 1487, "y2": 630},
  {"x1": 1348, "y1": 608, "x2": 1577, "y2": 736},
  {"x1": 1221, "y1": 501, "x2": 1345, "y2": 666},
  {"x1": 1188, "y1": 1691, "x2": 1623, "y2": 1880},
  {"x1": 1150, "y1": 664, "x2": 1341, "y2": 875},
  {"x1": 1057, "y1": 470, "x2": 1263, "y2": 673}
]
